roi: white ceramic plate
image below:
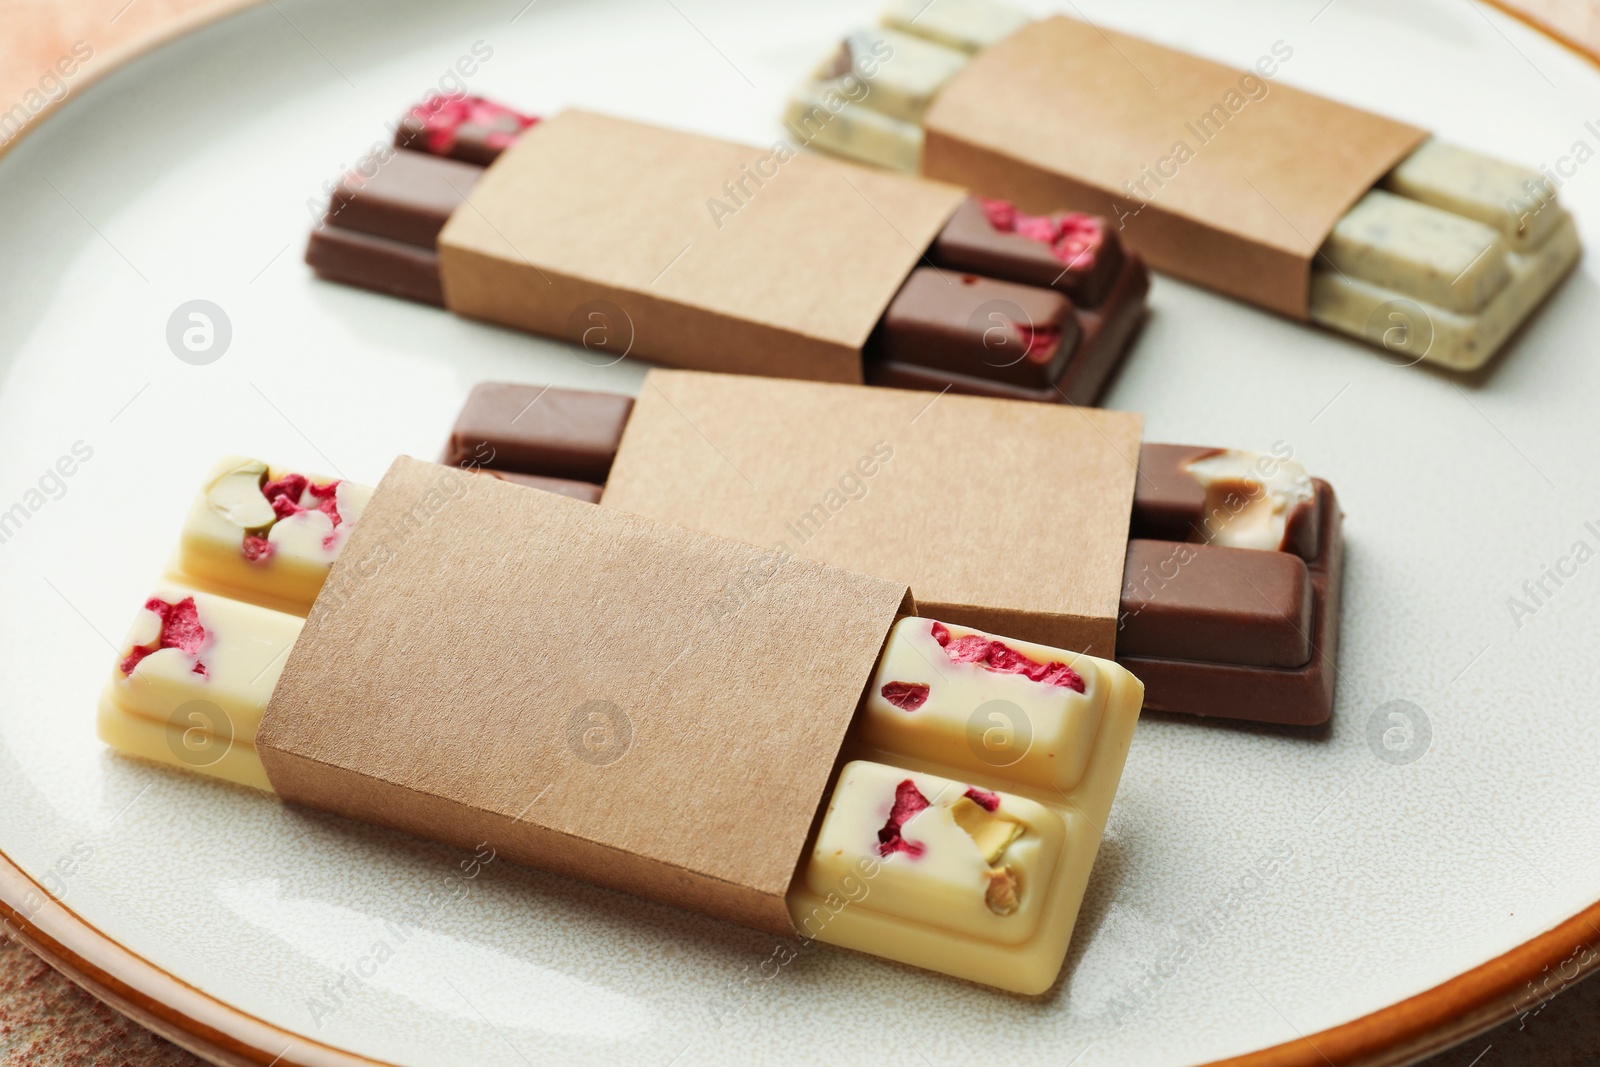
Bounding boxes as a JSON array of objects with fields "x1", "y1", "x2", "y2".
[{"x1": 2, "y1": 0, "x2": 1599, "y2": 1064}]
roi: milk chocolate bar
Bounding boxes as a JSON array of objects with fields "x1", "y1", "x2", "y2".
[
  {"x1": 867, "y1": 202, "x2": 1149, "y2": 405},
  {"x1": 446, "y1": 382, "x2": 1344, "y2": 724},
  {"x1": 443, "y1": 381, "x2": 632, "y2": 486},
  {"x1": 305, "y1": 148, "x2": 483, "y2": 307},
  {"x1": 1124, "y1": 447, "x2": 1342, "y2": 724},
  {"x1": 794, "y1": 7, "x2": 1579, "y2": 371},
  {"x1": 308, "y1": 102, "x2": 1146, "y2": 407},
  {"x1": 394, "y1": 94, "x2": 539, "y2": 165},
  {"x1": 872, "y1": 269, "x2": 1081, "y2": 389},
  {"x1": 933, "y1": 197, "x2": 1125, "y2": 306},
  {"x1": 98, "y1": 458, "x2": 1144, "y2": 994}
]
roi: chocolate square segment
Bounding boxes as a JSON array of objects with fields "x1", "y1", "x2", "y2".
[
  {"x1": 933, "y1": 197, "x2": 1126, "y2": 307},
  {"x1": 1119, "y1": 540, "x2": 1314, "y2": 669},
  {"x1": 872, "y1": 268, "x2": 1080, "y2": 388},
  {"x1": 395, "y1": 95, "x2": 540, "y2": 166},
  {"x1": 305, "y1": 226, "x2": 445, "y2": 306},
  {"x1": 327, "y1": 151, "x2": 483, "y2": 249},
  {"x1": 446, "y1": 382, "x2": 634, "y2": 485}
]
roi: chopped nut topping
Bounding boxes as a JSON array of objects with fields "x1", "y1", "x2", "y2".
[
  {"x1": 951, "y1": 796, "x2": 1023, "y2": 864},
  {"x1": 985, "y1": 866, "x2": 1020, "y2": 915}
]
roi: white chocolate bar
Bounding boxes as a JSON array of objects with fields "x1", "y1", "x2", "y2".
[
  {"x1": 791, "y1": 618, "x2": 1144, "y2": 994},
  {"x1": 1310, "y1": 139, "x2": 1581, "y2": 370},
  {"x1": 858, "y1": 617, "x2": 1109, "y2": 792},
  {"x1": 102, "y1": 461, "x2": 1146, "y2": 994},
  {"x1": 814, "y1": 28, "x2": 968, "y2": 126},
  {"x1": 172, "y1": 456, "x2": 371, "y2": 616},
  {"x1": 1184, "y1": 450, "x2": 1314, "y2": 553},
  {"x1": 98, "y1": 581, "x2": 300, "y2": 790},
  {"x1": 1322, "y1": 191, "x2": 1510, "y2": 315},
  {"x1": 1312, "y1": 210, "x2": 1580, "y2": 371},
  {"x1": 1384, "y1": 138, "x2": 1565, "y2": 253},
  {"x1": 783, "y1": 85, "x2": 923, "y2": 173},
  {"x1": 785, "y1": 25, "x2": 968, "y2": 172},
  {"x1": 97, "y1": 700, "x2": 273, "y2": 791},
  {"x1": 881, "y1": 0, "x2": 1031, "y2": 53}
]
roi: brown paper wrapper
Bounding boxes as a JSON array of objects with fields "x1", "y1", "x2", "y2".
[
  {"x1": 437, "y1": 110, "x2": 968, "y2": 383},
  {"x1": 601, "y1": 371, "x2": 1141, "y2": 657},
  {"x1": 256, "y1": 457, "x2": 912, "y2": 935},
  {"x1": 922, "y1": 17, "x2": 1428, "y2": 318}
]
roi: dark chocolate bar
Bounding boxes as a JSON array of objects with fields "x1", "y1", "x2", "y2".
[{"x1": 442, "y1": 382, "x2": 1346, "y2": 725}]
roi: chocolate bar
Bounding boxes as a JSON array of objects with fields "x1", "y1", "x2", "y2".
[
  {"x1": 394, "y1": 94, "x2": 539, "y2": 166},
  {"x1": 866, "y1": 198, "x2": 1149, "y2": 405},
  {"x1": 933, "y1": 197, "x2": 1125, "y2": 306},
  {"x1": 98, "y1": 457, "x2": 1144, "y2": 994},
  {"x1": 305, "y1": 149, "x2": 482, "y2": 307},
  {"x1": 447, "y1": 382, "x2": 1344, "y2": 724},
  {"x1": 872, "y1": 269, "x2": 1080, "y2": 389},
  {"x1": 1124, "y1": 447, "x2": 1341, "y2": 724},
  {"x1": 308, "y1": 102, "x2": 1147, "y2": 407},
  {"x1": 880, "y1": 0, "x2": 1030, "y2": 53},
  {"x1": 443, "y1": 381, "x2": 632, "y2": 486},
  {"x1": 793, "y1": 7, "x2": 1579, "y2": 371},
  {"x1": 1309, "y1": 160, "x2": 1580, "y2": 369}
]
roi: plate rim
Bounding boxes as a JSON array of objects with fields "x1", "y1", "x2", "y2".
[
  {"x1": 4, "y1": 0, "x2": 1599, "y2": 1063},
  {"x1": 4, "y1": 842, "x2": 1599, "y2": 1067}
]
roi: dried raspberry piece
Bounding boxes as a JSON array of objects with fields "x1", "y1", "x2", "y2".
[
  {"x1": 118, "y1": 646, "x2": 154, "y2": 675},
  {"x1": 261, "y1": 473, "x2": 309, "y2": 521},
  {"x1": 877, "y1": 779, "x2": 930, "y2": 857},
  {"x1": 119, "y1": 597, "x2": 209, "y2": 676},
  {"x1": 406, "y1": 94, "x2": 538, "y2": 155},
  {"x1": 931, "y1": 622, "x2": 1087, "y2": 692},
  {"x1": 1026, "y1": 661, "x2": 1085, "y2": 690},
  {"x1": 160, "y1": 597, "x2": 206, "y2": 655},
  {"x1": 980, "y1": 197, "x2": 1103, "y2": 271},
  {"x1": 943, "y1": 634, "x2": 993, "y2": 663},
  {"x1": 245, "y1": 473, "x2": 350, "y2": 554},
  {"x1": 1014, "y1": 214, "x2": 1057, "y2": 244},
  {"x1": 880, "y1": 681, "x2": 930, "y2": 712},
  {"x1": 964, "y1": 787, "x2": 1000, "y2": 812},
  {"x1": 1053, "y1": 213, "x2": 1105, "y2": 269},
  {"x1": 979, "y1": 197, "x2": 1016, "y2": 231},
  {"x1": 1013, "y1": 323, "x2": 1062, "y2": 363},
  {"x1": 192, "y1": 663, "x2": 209, "y2": 679},
  {"x1": 304, "y1": 479, "x2": 342, "y2": 526}
]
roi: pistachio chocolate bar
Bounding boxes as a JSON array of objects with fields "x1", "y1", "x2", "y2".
[
  {"x1": 445, "y1": 382, "x2": 1346, "y2": 724},
  {"x1": 308, "y1": 99, "x2": 1147, "y2": 407},
  {"x1": 98, "y1": 458, "x2": 1144, "y2": 994}
]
